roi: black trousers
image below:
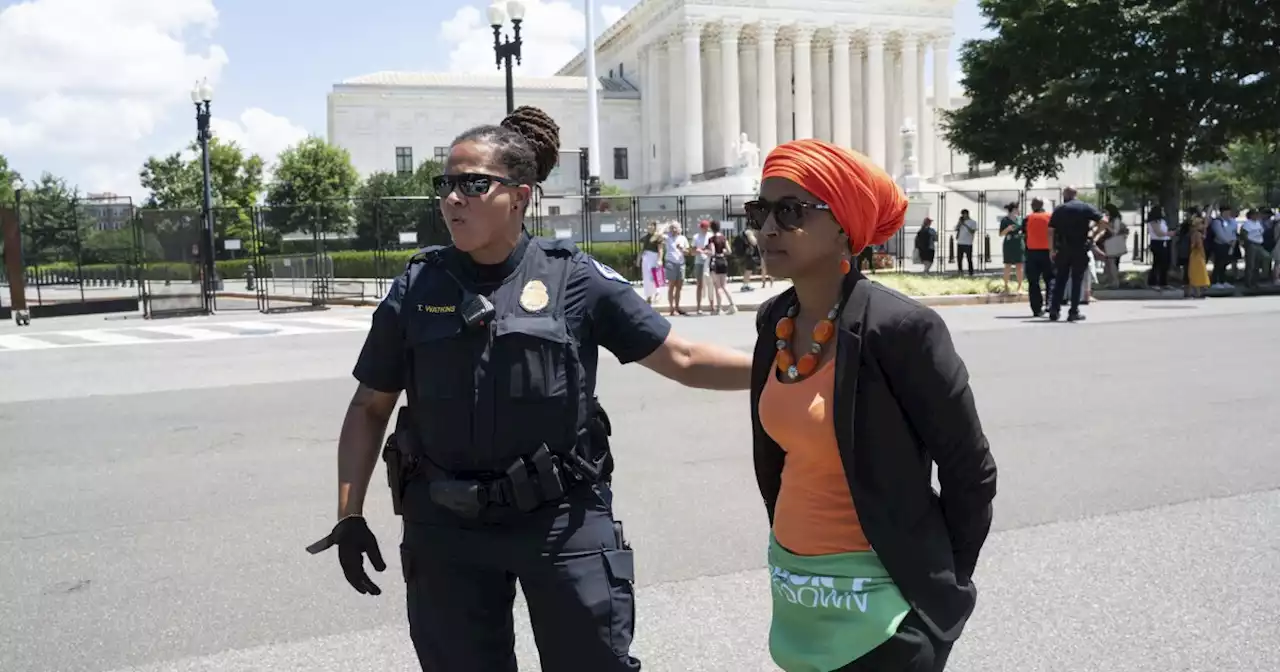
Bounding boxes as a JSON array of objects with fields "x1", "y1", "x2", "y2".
[
  {"x1": 1024, "y1": 249, "x2": 1052, "y2": 314},
  {"x1": 1147, "y1": 240, "x2": 1171, "y2": 286},
  {"x1": 956, "y1": 244, "x2": 974, "y2": 276},
  {"x1": 1210, "y1": 243, "x2": 1232, "y2": 284},
  {"x1": 1049, "y1": 250, "x2": 1089, "y2": 316},
  {"x1": 834, "y1": 611, "x2": 954, "y2": 672},
  {"x1": 400, "y1": 483, "x2": 639, "y2": 672}
]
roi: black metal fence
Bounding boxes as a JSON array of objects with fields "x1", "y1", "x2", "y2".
[{"x1": 2, "y1": 186, "x2": 1182, "y2": 321}]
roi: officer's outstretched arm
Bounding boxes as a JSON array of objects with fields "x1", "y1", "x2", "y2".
[
  {"x1": 639, "y1": 333, "x2": 752, "y2": 390},
  {"x1": 337, "y1": 383, "x2": 400, "y2": 519}
]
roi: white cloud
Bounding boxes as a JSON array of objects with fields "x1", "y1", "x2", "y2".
[
  {"x1": 440, "y1": 0, "x2": 637, "y2": 77},
  {"x1": 0, "y1": 0, "x2": 309, "y2": 199},
  {"x1": 600, "y1": 5, "x2": 626, "y2": 26},
  {"x1": 212, "y1": 107, "x2": 310, "y2": 181},
  {"x1": 0, "y1": 0, "x2": 227, "y2": 154}
]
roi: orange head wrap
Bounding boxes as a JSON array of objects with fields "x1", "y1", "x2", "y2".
[{"x1": 761, "y1": 139, "x2": 908, "y2": 254}]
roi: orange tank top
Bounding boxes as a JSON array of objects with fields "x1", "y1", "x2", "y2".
[
  {"x1": 1024, "y1": 211, "x2": 1052, "y2": 250},
  {"x1": 759, "y1": 359, "x2": 871, "y2": 556}
]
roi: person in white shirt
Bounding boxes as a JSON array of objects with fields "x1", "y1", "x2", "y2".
[
  {"x1": 1208, "y1": 206, "x2": 1237, "y2": 288},
  {"x1": 954, "y1": 210, "x2": 977, "y2": 276},
  {"x1": 1146, "y1": 207, "x2": 1173, "y2": 288},
  {"x1": 691, "y1": 220, "x2": 713, "y2": 314},
  {"x1": 663, "y1": 220, "x2": 690, "y2": 316},
  {"x1": 1241, "y1": 209, "x2": 1270, "y2": 288}
]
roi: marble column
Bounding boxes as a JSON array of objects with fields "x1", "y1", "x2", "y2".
[
  {"x1": 830, "y1": 28, "x2": 852, "y2": 148},
  {"x1": 720, "y1": 21, "x2": 742, "y2": 169},
  {"x1": 756, "y1": 22, "x2": 778, "y2": 154},
  {"x1": 792, "y1": 25, "x2": 814, "y2": 140},
  {"x1": 682, "y1": 20, "x2": 705, "y2": 179},
  {"x1": 917, "y1": 40, "x2": 932, "y2": 178},
  {"x1": 666, "y1": 38, "x2": 683, "y2": 183},
  {"x1": 741, "y1": 40, "x2": 759, "y2": 153},
  {"x1": 900, "y1": 33, "x2": 918, "y2": 179},
  {"x1": 850, "y1": 35, "x2": 864, "y2": 152},
  {"x1": 704, "y1": 39, "x2": 721, "y2": 165},
  {"x1": 814, "y1": 40, "x2": 832, "y2": 141},
  {"x1": 864, "y1": 31, "x2": 886, "y2": 167},
  {"x1": 778, "y1": 38, "x2": 788, "y2": 144},
  {"x1": 638, "y1": 46, "x2": 651, "y2": 188},
  {"x1": 652, "y1": 44, "x2": 668, "y2": 186},
  {"x1": 777, "y1": 38, "x2": 793, "y2": 143},
  {"x1": 932, "y1": 34, "x2": 951, "y2": 177}
]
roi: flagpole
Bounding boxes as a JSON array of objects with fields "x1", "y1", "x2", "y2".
[{"x1": 584, "y1": 0, "x2": 602, "y2": 196}]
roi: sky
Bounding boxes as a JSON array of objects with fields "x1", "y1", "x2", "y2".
[{"x1": 0, "y1": 0, "x2": 990, "y2": 201}]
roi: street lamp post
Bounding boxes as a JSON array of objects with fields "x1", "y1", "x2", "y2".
[
  {"x1": 191, "y1": 79, "x2": 218, "y2": 314},
  {"x1": 488, "y1": 1, "x2": 526, "y2": 115},
  {"x1": 6, "y1": 177, "x2": 29, "y2": 325}
]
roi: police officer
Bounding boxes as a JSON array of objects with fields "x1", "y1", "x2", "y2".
[
  {"x1": 307, "y1": 106, "x2": 752, "y2": 671},
  {"x1": 1047, "y1": 186, "x2": 1104, "y2": 322}
]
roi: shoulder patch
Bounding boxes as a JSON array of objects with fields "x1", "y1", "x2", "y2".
[
  {"x1": 534, "y1": 237, "x2": 580, "y2": 257},
  {"x1": 589, "y1": 257, "x2": 631, "y2": 284},
  {"x1": 407, "y1": 244, "x2": 449, "y2": 268}
]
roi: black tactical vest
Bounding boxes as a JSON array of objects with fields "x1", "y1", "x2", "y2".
[{"x1": 401, "y1": 239, "x2": 590, "y2": 474}]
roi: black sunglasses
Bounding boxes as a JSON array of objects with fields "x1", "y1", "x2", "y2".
[
  {"x1": 431, "y1": 172, "x2": 523, "y2": 197},
  {"x1": 743, "y1": 197, "x2": 833, "y2": 231}
]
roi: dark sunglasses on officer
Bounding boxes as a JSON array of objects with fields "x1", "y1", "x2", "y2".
[
  {"x1": 743, "y1": 196, "x2": 833, "y2": 232},
  {"x1": 432, "y1": 172, "x2": 524, "y2": 198}
]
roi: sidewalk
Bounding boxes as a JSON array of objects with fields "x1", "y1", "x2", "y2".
[{"x1": 642, "y1": 279, "x2": 791, "y2": 313}]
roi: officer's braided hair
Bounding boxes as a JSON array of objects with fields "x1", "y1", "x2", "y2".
[{"x1": 451, "y1": 106, "x2": 561, "y2": 186}]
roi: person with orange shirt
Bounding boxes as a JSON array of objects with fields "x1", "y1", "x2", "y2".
[
  {"x1": 745, "y1": 139, "x2": 998, "y2": 672},
  {"x1": 1022, "y1": 198, "x2": 1053, "y2": 317}
]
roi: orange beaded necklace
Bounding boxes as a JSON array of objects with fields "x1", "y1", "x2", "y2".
[{"x1": 774, "y1": 300, "x2": 842, "y2": 381}]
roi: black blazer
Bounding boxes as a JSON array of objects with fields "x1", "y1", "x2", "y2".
[{"x1": 751, "y1": 272, "x2": 997, "y2": 643}]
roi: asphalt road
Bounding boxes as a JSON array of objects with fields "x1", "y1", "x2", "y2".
[{"x1": 2, "y1": 296, "x2": 1279, "y2": 672}]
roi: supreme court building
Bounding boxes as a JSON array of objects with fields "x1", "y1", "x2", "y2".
[{"x1": 328, "y1": 0, "x2": 1101, "y2": 198}]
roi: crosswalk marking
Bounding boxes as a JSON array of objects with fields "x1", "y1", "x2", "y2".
[
  {"x1": 61, "y1": 329, "x2": 152, "y2": 345},
  {"x1": 222, "y1": 320, "x2": 326, "y2": 336},
  {"x1": 297, "y1": 317, "x2": 370, "y2": 330},
  {"x1": 0, "y1": 334, "x2": 59, "y2": 350},
  {"x1": 135, "y1": 325, "x2": 238, "y2": 341},
  {"x1": 0, "y1": 314, "x2": 375, "y2": 353}
]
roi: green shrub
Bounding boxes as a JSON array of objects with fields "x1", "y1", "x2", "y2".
[{"x1": 22, "y1": 242, "x2": 753, "y2": 284}]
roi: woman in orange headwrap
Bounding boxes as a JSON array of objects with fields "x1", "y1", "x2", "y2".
[{"x1": 746, "y1": 139, "x2": 998, "y2": 672}]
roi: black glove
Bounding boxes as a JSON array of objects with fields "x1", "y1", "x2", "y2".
[{"x1": 306, "y1": 515, "x2": 386, "y2": 595}]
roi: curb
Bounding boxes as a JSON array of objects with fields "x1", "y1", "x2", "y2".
[
  {"x1": 1094, "y1": 287, "x2": 1280, "y2": 301},
  {"x1": 219, "y1": 291, "x2": 1027, "y2": 312}
]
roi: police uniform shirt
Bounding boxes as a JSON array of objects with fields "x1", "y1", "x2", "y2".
[
  {"x1": 1048, "y1": 200, "x2": 1104, "y2": 253},
  {"x1": 352, "y1": 233, "x2": 673, "y2": 400}
]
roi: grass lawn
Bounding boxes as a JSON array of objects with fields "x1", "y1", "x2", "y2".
[
  {"x1": 864, "y1": 270, "x2": 1159, "y2": 296},
  {"x1": 866, "y1": 273, "x2": 1011, "y2": 296}
]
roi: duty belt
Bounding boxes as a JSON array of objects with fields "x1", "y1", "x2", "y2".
[{"x1": 419, "y1": 444, "x2": 578, "y2": 519}]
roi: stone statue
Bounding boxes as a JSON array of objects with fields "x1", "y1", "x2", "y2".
[
  {"x1": 898, "y1": 118, "x2": 920, "y2": 191},
  {"x1": 732, "y1": 132, "x2": 761, "y2": 171}
]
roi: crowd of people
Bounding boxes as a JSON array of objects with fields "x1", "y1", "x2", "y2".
[
  {"x1": 636, "y1": 218, "x2": 775, "y2": 316},
  {"x1": 1147, "y1": 205, "x2": 1280, "y2": 296}
]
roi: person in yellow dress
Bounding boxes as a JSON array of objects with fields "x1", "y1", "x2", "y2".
[{"x1": 1186, "y1": 216, "x2": 1210, "y2": 299}]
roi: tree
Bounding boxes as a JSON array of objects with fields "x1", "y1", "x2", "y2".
[
  {"x1": 18, "y1": 173, "x2": 80, "y2": 266},
  {"x1": 0, "y1": 154, "x2": 21, "y2": 206},
  {"x1": 264, "y1": 137, "x2": 361, "y2": 236},
  {"x1": 944, "y1": 0, "x2": 1280, "y2": 217},
  {"x1": 352, "y1": 161, "x2": 443, "y2": 249},
  {"x1": 592, "y1": 183, "x2": 631, "y2": 212},
  {"x1": 138, "y1": 138, "x2": 265, "y2": 248}
]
